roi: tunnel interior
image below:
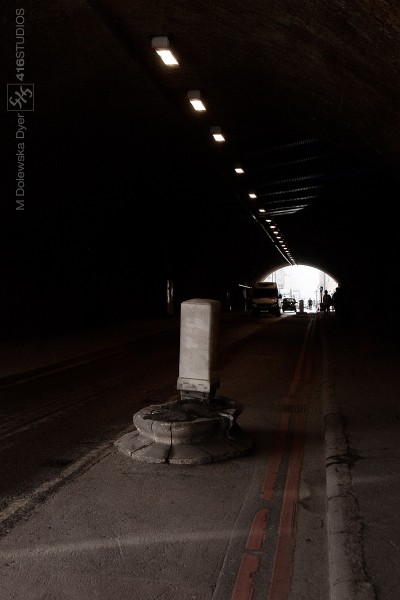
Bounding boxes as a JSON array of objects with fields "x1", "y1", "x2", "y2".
[{"x1": 2, "y1": 1, "x2": 400, "y2": 338}]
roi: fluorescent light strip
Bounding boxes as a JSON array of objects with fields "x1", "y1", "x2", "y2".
[
  {"x1": 152, "y1": 37, "x2": 179, "y2": 66},
  {"x1": 190, "y1": 99, "x2": 206, "y2": 111},
  {"x1": 156, "y1": 49, "x2": 178, "y2": 65}
]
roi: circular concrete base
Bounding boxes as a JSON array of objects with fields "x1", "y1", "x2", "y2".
[{"x1": 114, "y1": 396, "x2": 254, "y2": 465}]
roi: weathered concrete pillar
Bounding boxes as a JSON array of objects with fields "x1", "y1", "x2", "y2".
[
  {"x1": 114, "y1": 298, "x2": 254, "y2": 464},
  {"x1": 177, "y1": 298, "x2": 220, "y2": 401}
]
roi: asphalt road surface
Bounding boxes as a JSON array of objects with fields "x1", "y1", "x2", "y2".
[{"x1": 0, "y1": 311, "x2": 395, "y2": 600}]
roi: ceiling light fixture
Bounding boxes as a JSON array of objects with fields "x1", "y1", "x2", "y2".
[
  {"x1": 187, "y1": 90, "x2": 206, "y2": 111},
  {"x1": 234, "y1": 164, "x2": 244, "y2": 174},
  {"x1": 248, "y1": 193, "x2": 257, "y2": 199},
  {"x1": 210, "y1": 126, "x2": 225, "y2": 142},
  {"x1": 151, "y1": 36, "x2": 179, "y2": 66}
]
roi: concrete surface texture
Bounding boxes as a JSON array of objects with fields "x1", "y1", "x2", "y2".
[{"x1": 0, "y1": 314, "x2": 398, "y2": 600}]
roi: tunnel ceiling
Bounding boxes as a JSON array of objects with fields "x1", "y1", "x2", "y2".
[{"x1": 3, "y1": 1, "x2": 400, "y2": 290}]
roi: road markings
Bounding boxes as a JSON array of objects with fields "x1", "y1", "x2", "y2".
[
  {"x1": 268, "y1": 413, "x2": 307, "y2": 600},
  {"x1": 230, "y1": 318, "x2": 315, "y2": 600},
  {"x1": 245, "y1": 509, "x2": 269, "y2": 551},
  {"x1": 0, "y1": 437, "x2": 121, "y2": 530},
  {"x1": 231, "y1": 554, "x2": 260, "y2": 600}
]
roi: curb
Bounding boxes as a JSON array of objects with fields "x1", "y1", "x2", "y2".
[
  {"x1": 322, "y1": 324, "x2": 376, "y2": 600},
  {"x1": 324, "y1": 413, "x2": 376, "y2": 600}
]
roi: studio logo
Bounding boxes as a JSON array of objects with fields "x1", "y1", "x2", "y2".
[{"x1": 7, "y1": 83, "x2": 34, "y2": 111}]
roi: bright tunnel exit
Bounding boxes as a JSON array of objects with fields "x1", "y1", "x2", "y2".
[{"x1": 264, "y1": 264, "x2": 338, "y2": 310}]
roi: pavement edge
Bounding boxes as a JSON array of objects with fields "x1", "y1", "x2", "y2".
[{"x1": 322, "y1": 329, "x2": 376, "y2": 600}]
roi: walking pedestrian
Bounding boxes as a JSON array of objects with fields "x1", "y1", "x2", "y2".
[{"x1": 322, "y1": 290, "x2": 332, "y2": 315}]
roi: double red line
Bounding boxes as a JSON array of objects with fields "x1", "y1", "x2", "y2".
[{"x1": 231, "y1": 318, "x2": 315, "y2": 600}]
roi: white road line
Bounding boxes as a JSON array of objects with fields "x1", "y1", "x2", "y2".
[{"x1": 0, "y1": 440, "x2": 116, "y2": 526}]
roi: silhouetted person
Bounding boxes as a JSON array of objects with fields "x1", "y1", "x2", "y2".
[
  {"x1": 332, "y1": 287, "x2": 343, "y2": 318},
  {"x1": 332, "y1": 285, "x2": 352, "y2": 324},
  {"x1": 322, "y1": 290, "x2": 332, "y2": 315}
]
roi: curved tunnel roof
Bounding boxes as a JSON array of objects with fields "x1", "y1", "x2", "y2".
[{"x1": 3, "y1": 1, "x2": 400, "y2": 331}]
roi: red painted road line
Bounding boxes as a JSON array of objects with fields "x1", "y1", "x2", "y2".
[
  {"x1": 232, "y1": 319, "x2": 315, "y2": 600},
  {"x1": 287, "y1": 319, "x2": 312, "y2": 398},
  {"x1": 231, "y1": 554, "x2": 260, "y2": 600},
  {"x1": 262, "y1": 412, "x2": 290, "y2": 500},
  {"x1": 263, "y1": 318, "x2": 314, "y2": 500},
  {"x1": 267, "y1": 413, "x2": 307, "y2": 600},
  {"x1": 246, "y1": 508, "x2": 269, "y2": 551}
]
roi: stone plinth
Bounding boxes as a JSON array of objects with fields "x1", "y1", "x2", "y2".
[
  {"x1": 114, "y1": 298, "x2": 254, "y2": 465},
  {"x1": 114, "y1": 396, "x2": 254, "y2": 465}
]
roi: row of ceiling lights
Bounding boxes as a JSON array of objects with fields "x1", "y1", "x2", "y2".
[{"x1": 151, "y1": 36, "x2": 295, "y2": 265}]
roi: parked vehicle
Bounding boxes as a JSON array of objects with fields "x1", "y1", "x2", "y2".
[
  {"x1": 249, "y1": 282, "x2": 281, "y2": 316},
  {"x1": 282, "y1": 297, "x2": 297, "y2": 312}
]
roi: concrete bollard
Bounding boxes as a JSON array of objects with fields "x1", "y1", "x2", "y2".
[
  {"x1": 114, "y1": 298, "x2": 254, "y2": 464},
  {"x1": 177, "y1": 298, "x2": 220, "y2": 401}
]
